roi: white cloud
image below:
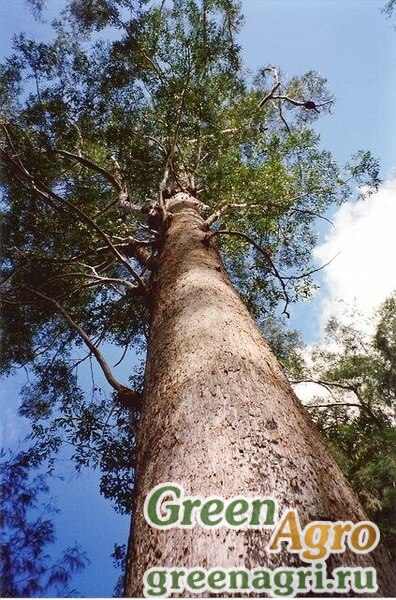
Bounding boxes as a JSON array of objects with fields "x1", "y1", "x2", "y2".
[
  {"x1": 313, "y1": 177, "x2": 396, "y2": 332},
  {"x1": 0, "y1": 407, "x2": 26, "y2": 448},
  {"x1": 293, "y1": 177, "x2": 396, "y2": 406},
  {"x1": 292, "y1": 381, "x2": 329, "y2": 403}
]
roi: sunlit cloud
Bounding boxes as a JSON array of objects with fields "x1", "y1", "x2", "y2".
[
  {"x1": 313, "y1": 177, "x2": 396, "y2": 332},
  {"x1": 294, "y1": 176, "x2": 396, "y2": 405}
]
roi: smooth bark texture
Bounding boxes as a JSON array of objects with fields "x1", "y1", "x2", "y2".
[{"x1": 125, "y1": 194, "x2": 395, "y2": 597}]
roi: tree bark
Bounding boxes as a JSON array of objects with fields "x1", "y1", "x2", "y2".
[{"x1": 124, "y1": 193, "x2": 395, "y2": 597}]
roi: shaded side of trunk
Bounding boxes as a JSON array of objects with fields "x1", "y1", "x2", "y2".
[{"x1": 125, "y1": 195, "x2": 394, "y2": 596}]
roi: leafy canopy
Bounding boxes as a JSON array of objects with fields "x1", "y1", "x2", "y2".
[{"x1": 0, "y1": 0, "x2": 380, "y2": 510}]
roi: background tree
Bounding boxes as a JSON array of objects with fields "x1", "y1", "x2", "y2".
[
  {"x1": 383, "y1": 0, "x2": 396, "y2": 18},
  {"x1": 0, "y1": 447, "x2": 89, "y2": 597},
  {"x1": 293, "y1": 293, "x2": 396, "y2": 558},
  {"x1": 1, "y1": 0, "x2": 394, "y2": 595}
]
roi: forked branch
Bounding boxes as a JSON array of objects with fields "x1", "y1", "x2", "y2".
[
  {"x1": 292, "y1": 378, "x2": 382, "y2": 424},
  {"x1": 258, "y1": 67, "x2": 333, "y2": 114}
]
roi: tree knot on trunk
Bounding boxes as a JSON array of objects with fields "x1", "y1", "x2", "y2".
[{"x1": 117, "y1": 386, "x2": 142, "y2": 411}]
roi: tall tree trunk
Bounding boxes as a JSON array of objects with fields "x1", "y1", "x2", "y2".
[{"x1": 125, "y1": 193, "x2": 394, "y2": 596}]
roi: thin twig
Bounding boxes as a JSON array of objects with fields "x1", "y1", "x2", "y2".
[
  {"x1": 281, "y1": 253, "x2": 340, "y2": 281},
  {"x1": 276, "y1": 100, "x2": 291, "y2": 132}
]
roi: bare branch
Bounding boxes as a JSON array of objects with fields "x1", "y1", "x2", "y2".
[
  {"x1": 256, "y1": 68, "x2": 333, "y2": 122},
  {"x1": 145, "y1": 135, "x2": 167, "y2": 155},
  {"x1": 0, "y1": 123, "x2": 30, "y2": 174},
  {"x1": 55, "y1": 149, "x2": 123, "y2": 192},
  {"x1": 289, "y1": 207, "x2": 334, "y2": 226},
  {"x1": 0, "y1": 264, "x2": 27, "y2": 286},
  {"x1": 258, "y1": 81, "x2": 281, "y2": 109},
  {"x1": 24, "y1": 287, "x2": 121, "y2": 390},
  {"x1": 41, "y1": 271, "x2": 139, "y2": 293},
  {"x1": 308, "y1": 403, "x2": 363, "y2": 410},
  {"x1": 293, "y1": 378, "x2": 382, "y2": 424},
  {"x1": 204, "y1": 195, "x2": 334, "y2": 231},
  {"x1": 272, "y1": 95, "x2": 333, "y2": 112},
  {"x1": 56, "y1": 149, "x2": 146, "y2": 217},
  {"x1": 113, "y1": 334, "x2": 133, "y2": 368},
  {"x1": 274, "y1": 100, "x2": 291, "y2": 133},
  {"x1": 140, "y1": 50, "x2": 165, "y2": 83},
  {"x1": 92, "y1": 294, "x2": 129, "y2": 348},
  {"x1": 159, "y1": 65, "x2": 192, "y2": 203}
]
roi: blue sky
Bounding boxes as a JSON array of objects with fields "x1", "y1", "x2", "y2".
[{"x1": 1, "y1": 0, "x2": 395, "y2": 596}]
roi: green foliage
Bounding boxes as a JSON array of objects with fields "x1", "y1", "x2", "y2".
[
  {"x1": 17, "y1": 358, "x2": 141, "y2": 514},
  {"x1": 111, "y1": 542, "x2": 127, "y2": 597},
  {"x1": 301, "y1": 295, "x2": 396, "y2": 556},
  {"x1": 383, "y1": 0, "x2": 396, "y2": 17},
  {"x1": 25, "y1": 0, "x2": 47, "y2": 20},
  {"x1": 0, "y1": 448, "x2": 89, "y2": 596},
  {"x1": 0, "y1": 0, "x2": 381, "y2": 514}
]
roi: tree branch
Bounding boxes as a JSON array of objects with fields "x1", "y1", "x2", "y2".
[
  {"x1": 159, "y1": 64, "x2": 192, "y2": 203},
  {"x1": 41, "y1": 271, "x2": 139, "y2": 293},
  {"x1": 256, "y1": 68, "x2": 333, "y2": 117},
  {"x1": 258, "y1": 81, "x2": 281, "y2": 109},
  {"x1": 275, "y1": 100, "x2": 291, "y2": 132},
  {"x1": 272, "y1": 95, "x2": 333, "y2": 111},
  {"x1": 55, "y1": 149, "x2": 123, "y2": 193},
  {"x1": 308, "y1": 402, "x2": 363, "y2": 410},
  {"x1": 204, "y1": 229, "x2": 290, "y2": 317},
  {"x1": 280, "y1": 253, "x2": 340, "y2": 281},
  {"x1": 289, "y1": 207, "x2": 334, "y2": 226},
  {"x1": 140, "y1": 50, "x2": 166, "y2": 83},
  {"x1": 204, "y1": 197, "x2": 334, "y2": 230},
  {"x1": 24, "y1": 287, "x2": 141, "y2": 411},
  {"x1": 293, "y1": 378, "x2": 382, "y2": 424}
]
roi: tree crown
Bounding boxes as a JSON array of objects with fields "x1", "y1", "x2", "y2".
[{"x1": 0, "y1": 0, "x2": 380, "y2": 510}]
